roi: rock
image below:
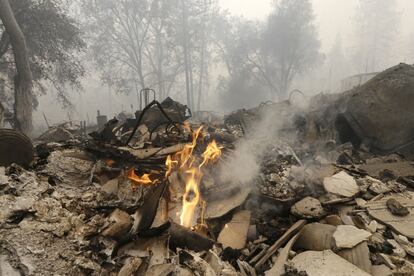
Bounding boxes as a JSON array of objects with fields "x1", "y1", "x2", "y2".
[
  {"x1": 323, "y1": 171, "x2": 359, "y2": 198},
  {"x1": 290, "y1": 197, "x2": 326, "y2": 219},
  {"x1": 102, "y1": 209, "x2": 132, "y2": 238},
  {"x1": 118, "y1": 257, "x2": 142, "y2": 276},
  {"x1": 333, "y1": 225, "x2": 371, "y2": 249},
  {"x1": 367, "y1": 220, "x2": 378, "y2": 233},
  {"x1": 366, "y1": 194, "x2": 414, "y2": 238},
  {"x1": 324, "y1": 215, "x2": 342, "y2": 226},
  {"x1": 387, "y1": 239, "x2": 407, "y2": 258},
  {"x1": 295, "y1": 223, "x2": 336, "y2": 251},
  {"x1": 291, "y1": 250, "x2": 370, "y2": 276},
  {"x1": 386, "y1": 198, "x2": 409, "y2": 216},
  {"x1": 337, "y1": 242, "x2": 372, "y2": 273},
  {"x1": 217, "y1": 210, "x2": 251, "y2": 249}
]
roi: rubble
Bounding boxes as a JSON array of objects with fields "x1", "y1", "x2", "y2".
[{"x1": 2, "y1": 64, "x2": 414, "y2": 275}]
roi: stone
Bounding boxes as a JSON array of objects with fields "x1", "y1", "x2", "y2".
[
  {"x1": 291, "y1": 250, "x2": 370, "y2": 276},
  {"x1": 290, "y1": 197, "x2": 326, "y2": 219},
  {"x1": 367, "y1": 220, "x2": 378, "y2": 233},
  {"x1": 333, "y1": 225, "x2": 371, "y2": 249},
  {"x1": 386, "y1": 198, "x2": 409, "y2": 216},
  {"x1": 323, "y1": 171, "x2": 359, "y2": 198},
  {"x1": 102, "y1": 209, "x2": 132, "y2": 238},
  {"x1": 325, "y1": 215, "x2": 342, "y2": 226}
]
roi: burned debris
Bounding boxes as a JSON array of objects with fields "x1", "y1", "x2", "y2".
[{"x1": 2, "y1": 64, "x2": 414, "y2": 275}]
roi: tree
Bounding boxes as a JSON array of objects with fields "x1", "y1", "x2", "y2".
[
  {"x1": 0, "y1": 0, "x2": 86, "y2": 110},
  {"x1": 353, "y1": 0, "x2": 400, "y2": 73},
  {"x1": 259, "y1": 0, "x2": 322, "y2": 99},
  {"x1": 84, "y1": 0, "x2": 217, "y2": 111},
  {"x1": 84, "y1": 0, "x2": 183, "y2": 99},
  {"x1": 0, "y1": 0, "x2": 33, "y2": 134}
]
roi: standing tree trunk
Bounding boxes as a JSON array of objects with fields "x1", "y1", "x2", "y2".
[{"x1": 0, "y1": 0, "x2": 33, "y2": 135}]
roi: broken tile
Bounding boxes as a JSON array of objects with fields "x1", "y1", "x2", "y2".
[
  {"x1": 218, "y1": 210, "x2": 251, "y2": 249},
  {"x1": 333, "y1": 225, "x2": 371, "y2": 249}
]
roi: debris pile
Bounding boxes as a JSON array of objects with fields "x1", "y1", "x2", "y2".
[{"x1": 1, "y1": 64, "x2": 414, "y2": 275}]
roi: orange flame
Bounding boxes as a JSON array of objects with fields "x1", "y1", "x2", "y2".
[
  {"x1": 165, "y1": 125, "x2": 222, "y2": 228},
  {"x1": 199, "y1": 140, "x2": 223, "y2": 168},
  {"x1": 127, "y1": 169, "x2": 158, "y2": 187}
]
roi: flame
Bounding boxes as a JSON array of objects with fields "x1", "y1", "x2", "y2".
[
  {"x1": 199, "y1": 140, "x2": 223, "y2": 168},
  {"x1": 127, "y1": 169, "x2": 158, "y2": 186},
  {"x1": 165, "y1": 125, "x2": 223, "y2": 228},
  {"x1": 180, "y1": 168, "x2": 202, "y2": 227}
]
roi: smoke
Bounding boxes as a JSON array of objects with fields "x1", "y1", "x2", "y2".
[{"x1": 218, "y1": 105, "x2": 290, "y2": 186}]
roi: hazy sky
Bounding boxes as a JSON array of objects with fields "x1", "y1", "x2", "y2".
[{"x1": 218, "y1": 0, "x2": 414, "y2": 52}]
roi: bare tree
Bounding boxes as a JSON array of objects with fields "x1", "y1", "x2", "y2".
[{"x1": 0, "y1": 0, "x2": 32, "y2": 134}]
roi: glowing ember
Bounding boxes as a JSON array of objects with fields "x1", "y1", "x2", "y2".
[{"x1": 127, "y1": 169, "x2": 158, "y2": 186}]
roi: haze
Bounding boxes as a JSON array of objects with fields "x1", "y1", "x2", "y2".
[{"x1": 1, "y1": 0, "x2": 413, "y2": 134}]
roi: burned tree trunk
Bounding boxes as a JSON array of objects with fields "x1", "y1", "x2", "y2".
[{"x1": 0, "y1": 0, "x2": 33, "y2": 135}]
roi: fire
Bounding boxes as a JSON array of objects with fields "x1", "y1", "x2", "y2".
[
  {"x1": 179, "y1": 168, "x2": 201, "y2": 227},
  {"x1": 165, "y1": 125, "x2": 223, "y2": 228},
  {"x1": 200, "y1": 140, "x2": 223, "y2": 168},
  {"x1": 127, "y1": 169, "x2": 158, "y2": 187}
]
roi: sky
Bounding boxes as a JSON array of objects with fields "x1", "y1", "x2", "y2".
[{"x1": 218, "y1": 0, "x2": 414, "y2": 52}]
